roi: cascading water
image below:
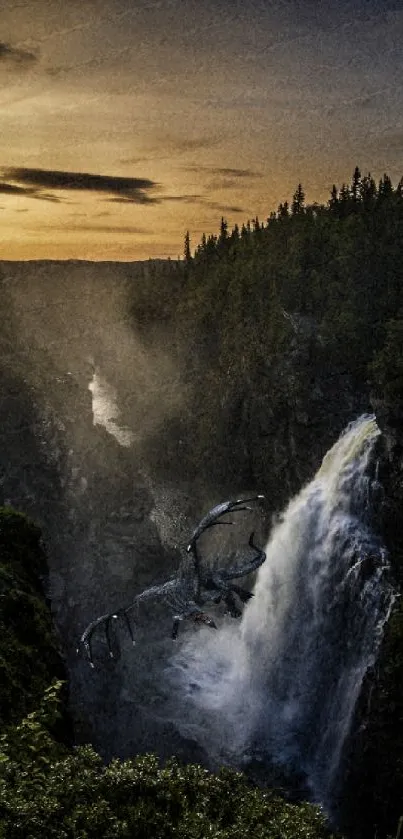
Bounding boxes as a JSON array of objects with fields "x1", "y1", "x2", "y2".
[
  {"x1": 89, "y1": 365, "x2": 134, "y2": 448},
  {"x1": 170, "y1": 415, "x2": 395, "y2": 813}
]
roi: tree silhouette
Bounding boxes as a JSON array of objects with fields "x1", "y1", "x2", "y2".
[
  {"x1": 291, "y1": 183, "x2": 305, "y2": 215},
  {"x1": 184, "y1": 230, "x2": 191, "y2": 262}
]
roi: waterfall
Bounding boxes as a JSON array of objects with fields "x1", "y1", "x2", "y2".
[
  {"x1": 169, "y1": 415, "x2": 395, "y2": 812},
  {"x1": 88, "y1": 366, "x2": 134, "y2": 448}
]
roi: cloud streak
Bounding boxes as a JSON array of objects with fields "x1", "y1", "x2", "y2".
[
  {"x1": 0, "y1": 41, "x2": 38, "y2": 66},
  {"x1": 202, "y1": 201, "x2": 247, "y2": 213},
  {"x1": 183, "y1": 165, "x2": 259, "y2": 178},
  {"x1": 120, "y1": 135, "x2": 221, "y2": 165},
  {"x1": 46, "y1": 223, "x2": 149, "y2": 234},
  {"x1": 0, "y1": 163, "x2": 250, "y2": 219},
  {"x1": 1, "y1": 167, "x2": 160, "y2": 204},
  {"x1": 0, "y1": 181, "x2": 60, "y2": 202}
]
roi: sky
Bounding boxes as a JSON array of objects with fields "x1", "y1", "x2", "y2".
[{"x1": 1, "y1": 0, "x2": 403, "y2": 261}]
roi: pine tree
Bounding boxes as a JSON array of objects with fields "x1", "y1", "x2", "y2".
[
  {"x1": 184, "y1": 230, "x2": 191, "y2": 262},
  {"x1": 291, "y1": 184, "x2": 305, "y2": 215},
  {"x1": 218, "y1": 217, "x2": 228, "y2": 248},
  {"x1": 351, "y1": 166, "x2": 361, "y2": 203},
  {"x1": 231, "y1": 223, "x2": 240, "y2": 240},
  {"x1": 378, "y1": 174, "x2": 393, "y2": 202},
  {"x1": 338, "y1": 183, "x2": 351, "y2": 217},
  {"x1": 329, "y1": 184, "x2": 338, "y2": 211},
  {"x1": 220, "y1": 216, "x2": 228, "y2": 237},
  {"x1": 360, "y1": 173, "x2": 377, "y2": 207}
]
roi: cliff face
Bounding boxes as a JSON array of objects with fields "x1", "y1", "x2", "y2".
[
  {"x1": 0, "y1": 262, "x2": 205, "y2": 763},
  {"x1": 0, "y1": 358, "x2": 185, "y2": 760},
  {"x1": 0, "y1": 506, "x2": 68, "y2": 733},
  {"x1": 338, "y1": 396, "x2": 403, "y2": 839}
]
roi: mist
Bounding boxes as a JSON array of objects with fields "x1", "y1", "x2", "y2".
[
  {"x1": 2, "y1": 260, "x2": 184, "y2": 455},
  {"x1": 0, "y1": 258, "x2": 206, "y2": 760}
]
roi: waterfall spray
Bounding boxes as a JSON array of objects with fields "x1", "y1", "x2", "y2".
[{"x1": 170, "y1": 415, "x2": 395, "y2": 813}]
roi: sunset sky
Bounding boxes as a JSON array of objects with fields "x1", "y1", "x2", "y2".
[{"x1": 1, "y1": 0, "x2": 403, "y2": 261}]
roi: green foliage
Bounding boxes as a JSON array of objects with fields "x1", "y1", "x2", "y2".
[{"x1": 0, "y1": 683, "x2": 333, "y2": 838}]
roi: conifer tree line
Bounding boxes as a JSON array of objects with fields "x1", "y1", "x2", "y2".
[
  {"x1": 177, "y1": 166, "x2": 403, "y2": 398},
  {"x1": 184, "y1": 167, "x2": 403, "y2": 263},
  {"x1": 130, "y1": 166, "x2": 403, "y2": 488}
]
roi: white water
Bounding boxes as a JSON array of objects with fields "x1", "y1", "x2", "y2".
[
  {"x1": 89, "y1": 368, "x2": 134, "y2": 448},
  {"x1": 170, "y1": 416, "x2": 394, "y2": 809}
]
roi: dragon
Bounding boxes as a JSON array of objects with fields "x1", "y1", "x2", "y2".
[{"x1": 79, "y1": 495, "x2": 266, "y2": 666}]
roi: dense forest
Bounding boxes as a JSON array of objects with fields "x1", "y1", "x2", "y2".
[
  {"x1": 129, "y1": 167, "x2": 403, "y2": 501},
  {"x1": 1, "y1": 167, "x2": 403, "y2": 837}
]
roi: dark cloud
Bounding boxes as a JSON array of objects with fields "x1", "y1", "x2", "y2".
[
  {"x1": 3, "y1": 167, "x2": 159, "y2": 203},
  {"x1": 0, "y1": 42, "x2": 38, "y2": 66},
  {"x1": 158, "y1": 194, "x2": 246, "y2": 212},
  {"x1": 3, "y1": 167, "x2": 158, "y2": 204},
  {"x1": 48, "y1": 224, "x2": 148, "y2": 234},
  {"x1": 107, "y1": 193, "x2": 203, "y2": 206},
  {"x1": 0, "y1": 167, "x2": 245, "y2": 214},
  {"x1": 0, "y1": 181, "x2": 60, "y2": 202},
  {"x1": 107, "y1": 196, "x2": 159, "y2": 205},
  {"x1": 120, "y1": 136, "x2": 220, "y2": 165},
  {"x1": 162, "y1": 194, "x2": 203, "y2": 203},
  {"x1": 0, "y1": 182, "x2": 29, "y2": 195},
  {"x1": 183, "y1": 165, "x2": 258, "y2": 178},
  {"x1": 203, "y1": 201, "x2": 247, "y2": 213}
]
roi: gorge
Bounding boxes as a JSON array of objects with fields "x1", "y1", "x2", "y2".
[{"x1": 1, "y1": 175, "x2": 403, "y2": 838}]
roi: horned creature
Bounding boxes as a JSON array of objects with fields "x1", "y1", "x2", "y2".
[{"x1": 79, "y1": 495, "x2": 266, "y2": 666}]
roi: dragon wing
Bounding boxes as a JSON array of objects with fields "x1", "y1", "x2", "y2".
[{"x1": 78, "y1": 579, "x2": 177, "y2": 666}]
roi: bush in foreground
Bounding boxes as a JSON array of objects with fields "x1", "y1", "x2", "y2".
[{"x1": 0, "y1": 682, "x2": 333, "y2": 839}]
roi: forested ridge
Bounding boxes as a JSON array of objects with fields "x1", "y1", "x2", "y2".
[{"x1": 129, "y1": 167, "x2": 403, "y2": 504}]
